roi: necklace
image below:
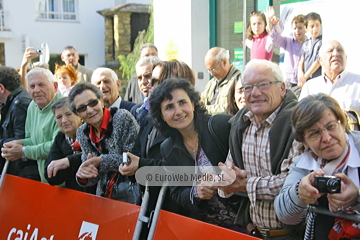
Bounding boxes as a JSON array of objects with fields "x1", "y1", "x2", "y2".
[{"x1": 184, "y1": 138, "x2": 198, "y2": 159}]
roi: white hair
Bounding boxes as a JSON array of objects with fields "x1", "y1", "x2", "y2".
[
  {"x1": 241, "y1": 59, "x2": 284, "y2": 85},
  {"x1": 215, "y1": 48, "x2": 230, "y2": 61},
  {"x1": 26, "y1": 67, "x2": 55, "y2": 83},
  {"x1": 91, "y1": 67, "x2": 118, "y2": 84}
]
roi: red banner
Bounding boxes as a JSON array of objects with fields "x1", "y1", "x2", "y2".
[{"x1": 0, "y1": 175, "x2": 259, "y2": 240}]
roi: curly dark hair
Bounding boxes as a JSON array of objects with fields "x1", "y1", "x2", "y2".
[
  {"x1": 0, "y1": 66, "x2": 22, "y2": 91},
  {"x1": 149, "y1": 78, "x2": 206, "y2": 138}
]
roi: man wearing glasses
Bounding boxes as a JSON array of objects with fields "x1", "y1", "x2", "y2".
[
  {"x1": 1, "y1": 68, "x2": 63, "y2": 183},
  {"x1": 201, "y1": 47, "x2": 241, "y2": 115},
  {"x1": 219, "y1": 59, "x2": 302, "y2": 239},
  {"x1": 61, "y1": 46, "x2": 94, "y2": 83}
]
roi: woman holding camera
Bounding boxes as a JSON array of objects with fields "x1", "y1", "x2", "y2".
[
  {"x1": 68, "y1": 82, "x2": 139, "y2": 202},
  {"x1": 274, "y1": 93, "x2": 360, "y2": 239}
]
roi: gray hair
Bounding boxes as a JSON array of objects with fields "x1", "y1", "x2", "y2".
[
  {"x1": 51, "y1": 97, "x2": 69, "y2": 115},
  {"x1": 26, "y1": 67, "x2": 56, "y2": 83},
  {"x1": 68, "y1": 82, "x2": 103, "y2": 114},
  {"x1": 241, "y1": 59, "x2": 284, "y2": 86},
  {"x1": 62, "y1": 45, "x2": 77, "y2": 54},
  {"x1": 214, "y1": 48, "x2": 230, "y2": 61},
  {"x1": 140, "y1": 43, "x2": 158, "y2": 53},
  {"x1": 91, "y1": 67, "x2": 118, "y2": 84},
  {"x1": 136, "y1": 56, "x2": 161, "y2": 69}
]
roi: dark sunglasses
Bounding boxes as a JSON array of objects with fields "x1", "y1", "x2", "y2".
[{"x1": 76, "y1": 99, "x2": 99, "y2": 113}]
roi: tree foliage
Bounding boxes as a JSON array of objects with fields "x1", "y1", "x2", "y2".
[{"x1": 118, "y1": 3, "x2": 154, "y2": 80}]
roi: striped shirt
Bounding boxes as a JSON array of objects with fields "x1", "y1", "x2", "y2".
[{"x1": 228, "y1": 105, "x2": 300, "y2": 229}]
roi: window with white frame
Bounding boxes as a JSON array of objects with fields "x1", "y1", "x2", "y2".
[{"x1": 36, "y1": 0, "x2": 77, "y2": 21}]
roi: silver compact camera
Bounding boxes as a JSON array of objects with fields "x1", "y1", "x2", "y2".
[
  {"x1": 32, "y1": 48, "x2": 42, "y2": 55},
  {"x1": 314, "y1": 175, "x2": 341, "y2": 194}
]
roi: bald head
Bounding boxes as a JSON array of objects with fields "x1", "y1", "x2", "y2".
[{"x1": 318, "y1": 40, "x2": 347, "y2": 80}]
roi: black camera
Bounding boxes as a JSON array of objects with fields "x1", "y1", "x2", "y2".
[{"x1": 314, "y1": 175, "x2": 341, "y2": 194}]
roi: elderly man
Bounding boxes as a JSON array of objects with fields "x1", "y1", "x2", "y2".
[
  {"x1": 130, "y1": 56, "x2": 160, "y2": 123},
  {"x1": 61, "y1": 46, "x2": 93, "y2": 83},
  {"x1": 201, "y1": 47, "x2": 241, "y2": 115},
  {"x1": 0, "y1": 67, "x2": 33, "y2": 178},
  {"x1": 219, "y1": 59, "x2": 301, "y2": 239},
  {"x1": 91, "y1": 67, "x2": 135, "y2": 111},
  {"x1": 125, "y1": 43, "x2": 159, "y2": 104},
  {"x1": 299, "y1": 40, "x2": 360, "y2": 129},
  {"x1": 1, "y1": 68, "x2": 63, "y2": 183}
]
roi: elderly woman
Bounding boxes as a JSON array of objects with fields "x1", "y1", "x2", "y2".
[
  {"x1": 68, "y1": 82, "x2": 139, "y2": 202},
  {"x1": 274, "y1": 93, "x2": 360, "y2": 239},
  {"x1": 149, "y1": 78, "x2": 242, "y2": 231},
  {"x1": 45, "y1": 97, "x2": 95, "y2": 193}
]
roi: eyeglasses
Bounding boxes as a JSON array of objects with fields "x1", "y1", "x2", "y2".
[
  {"x1": 303, "y1": 120, "x2": 340, "y2": 140},
  {"x1": 207, "y1": 60, "x2": 222, "y2": 73},
  {"x1": 76, "y1": 99, "x2": 99, "y2": 113},
  {"x1": 243, "y1": 81, "x2": 281, "y2": 94}
]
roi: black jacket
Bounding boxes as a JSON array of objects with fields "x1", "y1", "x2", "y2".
[
  {"x1": 131, "y1": 114, "x2": 184, "y2": 223},
  {"x1": 160, "y1": 113, "x2": 232, "y2": 218},
  {"x1": 119, "y1": 99, "x2": 136, "y2": 112},
  {"x1": 44, "y1": 131, "x2": 96, "y2": 193},
  {"x1": 130, "y1": 103, "x2": 148, "y2": 125},
  {"x1": 228, "y1": 89, "x2": 298, "y2": 227},
  {"x1": 0, "y1": 86, "x2": 33, "y2": 177}
]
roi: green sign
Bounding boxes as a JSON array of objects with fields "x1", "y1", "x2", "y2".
[
  {"x1": 234, "y1": 48, "x2": 244, "y2": 60},
  {"x1": 234, "y1": 21, "x2": 243, "y2": 34},
  {"x1": 232, "y1": 60, "x2": 244, "y2": 71}
]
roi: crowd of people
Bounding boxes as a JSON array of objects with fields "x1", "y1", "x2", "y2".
[{"x1": 1, "y1": 6, "x2": 360, "y2": 240}]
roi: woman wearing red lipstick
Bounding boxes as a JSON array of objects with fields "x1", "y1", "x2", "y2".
[
  {"x1": 275, "y1": 93, "x2": 360, "y2": 239},
  {"x1": 149, "y1": 78, "x2": 244, "y2": 232}
]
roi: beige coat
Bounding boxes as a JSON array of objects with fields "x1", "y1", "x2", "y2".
[{"x1": 201, "y1": 65, "x2": 240, "y2": 115}]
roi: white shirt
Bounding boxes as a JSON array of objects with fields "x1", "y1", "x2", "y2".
[
  {"x1": 299, "y1": 70, "x2": 360, "y2": 115},
  {"x1": 110, "y1": 96, "x2": 122, "y2": 109},
  {"x1": 296, "y1": 133, "x2": 360, "y2": 187}
]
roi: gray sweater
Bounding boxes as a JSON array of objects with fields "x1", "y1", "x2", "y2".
[
  {"x1": 76, "y1": 108, "x2": 139, "y2": 196},
  {"x1": 274, "y1": 131, "x2": 360, "y2": 225}
]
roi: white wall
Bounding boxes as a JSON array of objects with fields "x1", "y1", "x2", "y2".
[
  {"x1": 153, "y1": 0, "x2": 210, "y2": 92},
  {"x1": 0, "y1": 0, "x2": 150, "y2": 69},
  {"x1": 322, "y1": 0, "x2": 359, "y2": 74}
]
